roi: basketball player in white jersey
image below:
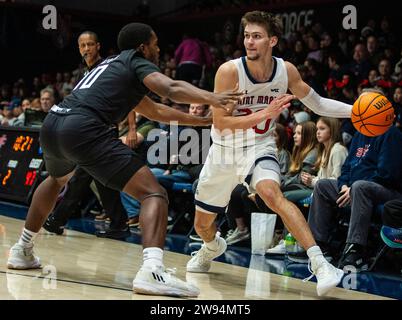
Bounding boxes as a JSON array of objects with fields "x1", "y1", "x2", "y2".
[{"x1": 187, "y1": 11, "x2": 350, "y2": 296}]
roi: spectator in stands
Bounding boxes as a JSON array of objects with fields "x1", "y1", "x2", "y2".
[
  {"x1": 376, "y1": 58, "x2": 395, "y2": 96},
  {"x1": 281, "y1": 121, "x2": 318, "y2": 203},
  {"x1": 31, "y1": 77, "x2": 43, "y2": 98},
  {"x1": 40, "y1": 88, "x2": 55, "y2": 113},
  {"x1": 274, "y1": 123, "x2": 291, "y2": 176},
  {"x1": 13, "y1": 99, "x2": 30, "y2": 127},
  {"x1": 306, "y1": 34, "x2": 322, "y2": 63},
  {"x1": 300, "y1": 117, "x2": 348, "y2": 191},
  {"x1": 326, "y1": 51, "x2": 349, "y2": 94},
  {"x1": 367, "y1": 35, "x2": 383, "y2": 67},
  {"x1": 174, "y1": 33, "x2": 213, "y2": 86},
  {"x1": 308, "y1": 123, "x2": 402, "y2": 271},
  {"x1": 289, "y1": 40, "x2": 307, "y2": 67},
  {"x1": 347, "y1": 43, "x2": 371, "y2": 83},
  {"x1": 0, "y1": 104, "x2": 20, "y2": 126}
]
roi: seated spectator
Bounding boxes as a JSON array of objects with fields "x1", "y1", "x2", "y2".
[
  {"x1": 30, "y1": 98, "x2": 41, "y2": 110},
  {"x1": 308, "y1": 124, "x2": 402, "y2": 271},
  {"x1": 300, "y1": 117, "x2": 348, "y2": 190},
  {"x1": 375, "y1": 58, "x2": 396, "y2": 96},
  {"x1": 281, "y1": 121, "x2": 318, "y2": 203},
  {"x1": 366, "y1": 35, "x2": 383, "y2": 67},
  {"x1": 274, "y1": 123, "x2": 291, "y2": 176},
  {"x1": 347, "y1": 43, "x2": 372, "y2": 84},
  {"x1": 40, "y1": 87, "x2": 55, "y2": 113},
  {"x1": 0, "y1": 104, "x2": 21, "y2": 126}
]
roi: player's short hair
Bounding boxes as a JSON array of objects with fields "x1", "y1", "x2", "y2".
[
  {"x1": 241, "y1": 11, "x2": 283, "y2": 38},
  {"x1": 117, "y1": 23, "x2": 153, "y2": 51},
  {"x1": 79, "y1": 31, "x2": 99, "y2": 43}
]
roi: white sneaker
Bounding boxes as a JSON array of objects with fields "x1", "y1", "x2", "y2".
[
  {"x1": 225, "y1": 227, "x2": 250, "y2": 245},
  {"x1": 133, "y1": 265, "x2": 200, "y2": 297},
  {"x1": 7, "y1": 243, "x2": 41, "y2": 270},
  {"x1": 304, "y1": 258, "x2": 344, "y2": 296},
  {"x1": 186, "y1": 235, "x2": 227, "y2": 273},
  {"x1": 266, "y1": 239, "x2": 286, "y2": 255}
]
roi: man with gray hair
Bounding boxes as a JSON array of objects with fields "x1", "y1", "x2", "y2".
[{"x1": 40, "y1": 88, "x2": 55, "y2": 113}]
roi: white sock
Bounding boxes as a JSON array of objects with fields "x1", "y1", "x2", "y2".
[
  {"x1": 205, "y1": 234, "x2": 220, "y2": 251},
  {"x1": 307, "y1": 245, "x2": 326, "y2": 267},
  {"x1": 143, "y1": 247, "x2": 164, "y2": 269},
  {"x1": 18, "y1": 228, "x2": 38, "y2": 247}
]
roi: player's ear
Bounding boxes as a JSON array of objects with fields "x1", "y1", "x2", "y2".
[{"x1": 269, "y1": 36, "x2": 278, "y2": 48}]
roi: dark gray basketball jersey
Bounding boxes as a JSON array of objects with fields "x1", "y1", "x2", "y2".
[{"x1": 59, "y1": 49, "x2": 160, "y2": 124}]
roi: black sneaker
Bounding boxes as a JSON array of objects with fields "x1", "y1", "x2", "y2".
[
  {"x1": 95, "y1": 227, "x2": 131, "y2": 240},
  {"x1": 43, "y1": 215, "x2": 65, "y2": 235},
  {"x1": 337, "y1": 243, "x2": 369, "y2": 272}
]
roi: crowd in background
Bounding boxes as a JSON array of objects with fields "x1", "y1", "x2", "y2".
[{"x1": 1, "y1": 11, "x2": 402, "y2": 270}]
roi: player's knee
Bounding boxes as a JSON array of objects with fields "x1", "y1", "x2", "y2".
[
  {"x1": 258, "y1": 188, "x2": 283, "y2": 211},
  {"x1": 194, "y1": 215, "x2": 213, "y2": 233}
]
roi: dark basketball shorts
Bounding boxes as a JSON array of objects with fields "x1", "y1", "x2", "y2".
[{"x1": 40, "y1": 111, "x2": 145, "y2": 191}]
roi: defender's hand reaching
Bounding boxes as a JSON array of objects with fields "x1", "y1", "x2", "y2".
[{"x1": 209, "y1": 83, "x2": 245, "y2": 111}]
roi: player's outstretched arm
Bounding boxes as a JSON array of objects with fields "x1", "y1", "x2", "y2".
[
  {"x1": 142, "y1": 71, "x2": 242, "y2": 108},
  {"x1": 135, "y1": 96, "x2": 211, "y2": 127},
  {"x1": 213, "y1": 62, "x2": 294, "y2": 132},
  {"x1": 286, "y1": 61, "x2": 352, "y2": 118}
]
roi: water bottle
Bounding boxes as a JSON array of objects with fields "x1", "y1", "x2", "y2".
[{"x1": 285, "y1": 233, "x2": 297, "y2": 254}]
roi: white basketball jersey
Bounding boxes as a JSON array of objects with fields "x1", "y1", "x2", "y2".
[{"x1": 211, "y1": 56, "x2": 288, "y2": 148}]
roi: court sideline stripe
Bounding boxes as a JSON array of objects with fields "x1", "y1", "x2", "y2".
[{"x1": 0, "y1": 270, "x2": 133, "y2": 292}]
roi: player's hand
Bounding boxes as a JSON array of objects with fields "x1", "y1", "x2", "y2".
[
  {"x1": 209, "y1": 83, "x2": 245, "y2": 111},
  {"x1": 264, "y1": 94, "x2": 295, "y2": 119},
  {"x1": 125, "y1": 131, "x2": 137, "y2": 149}
]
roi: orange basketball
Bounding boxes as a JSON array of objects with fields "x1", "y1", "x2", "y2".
[{"x1": 351, "y1": 92, "x2": 394, "y2": 137}]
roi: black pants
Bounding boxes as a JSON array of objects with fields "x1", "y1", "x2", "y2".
[
  {"x1": 175, "y1": 63, "x2": 202, "y2": 85},
  {"x1": 383, "y1": 199, "x2": 402, "y2": 228},
  {"x1": 226, "y1": 185, "x2": 258, "y2": 229},
  {"x1": 52, "y1": 167, "x2": 128, "y2": 229}
]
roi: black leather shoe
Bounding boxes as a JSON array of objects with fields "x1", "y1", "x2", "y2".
[
  {"x1": 43, "y1": 215, "x2": 65, "y2": 235},
  {"x1": 95, "y1": 227, "x2": 131, "y2": 239}
]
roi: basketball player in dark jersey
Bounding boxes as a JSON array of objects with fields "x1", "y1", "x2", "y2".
[
  {"x1": 6, "y1": 23, "x2": 246, "y2": 297},
  {"x1": 44, "y1": 31, "x2": 131, "y2": 239}
]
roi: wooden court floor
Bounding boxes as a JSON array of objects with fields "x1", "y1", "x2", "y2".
[{"x1": 0, "y1": 215, "x2": 391, "y2": 300}]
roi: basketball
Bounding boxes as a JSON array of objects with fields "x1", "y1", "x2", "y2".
[{"x1": 351, "y1": 92, "x2": 394, "y2": 137}]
